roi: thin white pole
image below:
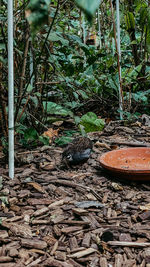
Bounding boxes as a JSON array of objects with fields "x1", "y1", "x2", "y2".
[
  {"x1": 8, "y1": 0, "x2": 14, "y2": 178},
  {"x1": 98, "y1": 8, "x2": 102, "y2": 49},
  {"x1": 82, "y1": 13, "x2": 86, "y2": 44},
  {"x1": 116, "y1": 0, "x2": 123, "y2": 119},
  {"x1": 112, "y1": 38, "x2": 115, "y2": 55}
]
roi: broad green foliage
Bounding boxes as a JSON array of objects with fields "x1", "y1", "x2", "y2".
[
  {"x1": 43, "y1": 101, "x2": 73, "y2": 117},
  {"x1": 26, "y1": 0, "x2": 51, "y2": 32},
  {"x1": 138, "y1": 5, "x2": 150, "y2": 52},
  {"x1": 19, "y1": 128, "x2": 39, "y2": 146},
  {"x1": 20, "y1": 127, "x2": 50, "y2": 146},
  {"x1": 55, "y1": 136, "x2": 72, "y2": 146},
  {"x1": 39, "y1": 135, "x2": 50, "y2": 145},
  {"x1": 48, "y1": 32, "x2": 69, "y2": 46},
  {"x1": 55, "y1": 130, "x2": 77, "y2": 146},
  {"x1": 1, "y1": 0, "x2": 150, "y2": 151},
  {"x1": 125, "y1": 12, "x2": 135, "y2": 31},
  {"x1": 79, "y1": 112, "x2": 105, "y2": 133},
  {"x1": 26, "y1": 0, "x2": 101, "y2": 32},
  {"x1": 125, "y1": 89, "x2": 150, "y2": 104},
  {"x1": 123, "y1": 64, "x2": 143, "y2": 84},
  {"x1": 24, "y1": 128, "x2": 38, "y2": 141},
  {"x1": 75, "y1": 0, "x2": 101, "y2": 21}
]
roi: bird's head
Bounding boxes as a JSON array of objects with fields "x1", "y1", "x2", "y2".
[{"x1": 62, "y1": 149, "x2": 74, "y2": 163}]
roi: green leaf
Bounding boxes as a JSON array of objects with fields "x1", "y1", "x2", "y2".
[
  {"x1": 79, "y1": 124, "x2": 86, "y2": 136},
  {"x1": 34, "y1": 92, "x2": 41, "y2": 97},
  {"x1": 65, "y1": 101, "x2": 82, "y2": 109},
  {"x1": 48, "y1": 32, "x2": 69, "y2": 46},
  {"x1": 130, "y1": 40, "x2": 137, "y2": 45},
  {"x1": 127, "y1": 64, "x2": 142, "y2": 80},
  {"x1": 75, "y1": 0, "x2": 101, "y2": 21},
  {"x1": 27, "y1": 84, "x2": 33, "y2": 92},
  {"x1": 26, "y1": 0, "x2": 51, "y2": 33},
  {"x1": 0, "y1": 56, "x2": 7, "y2": 64},
  {"x1": 43, "y1": 101, "x2": 73, "y2": 117},
  {"x1": 63, "y1": 130, "x2": 77, "y2": 136},
  {"x1": 139, "y1": 7, "x2": 147, "y2": 26},
  {"x1": 133, "y1": 93, "x2": 147, "y2": 102},
  {"x1": 30, "y1": 96, "x2": 39, "y2": 107},
  {"x1": 67, "y1": 34, "x2": 83, "y2": 45},
  {"x1": 39, "y1": 135, "x2": 50, "y2": 145},
  {"x1": 125, "y1": 89, "x2": 150, "y2": 103},
  {"x1": 107, "y1": 76, "x2": 118, "y2": 92},
  {"x1": 55, "y1": 136, "x2": 72, "y2": 146},
  {"x1": 125, "y1": 12, "x2": 135, "y2": 31},
  {"x1": 24, "y1": 128, "x2": 39, "y2": 141},
  {"x1": 78, "y1": 90, "x2": 89, "y2": 99},
  {"x1": 0, "y1": 44, "x2": 5, "y2": 50},
  {"x1": 74, "y1": 116, "x2": 81, "y2": 124},
  {"x1": 0, "y1": 196, "x2": 8, "y2": 205},
  {"x1": 79, "y1": 112, "x2": 105, "y2": 133},
  {"x1": 15, "y1": 123, "x2": 27, "y2": 134},
  {"x1": 135, "y1": 0, "x2": 147, "y2": 12}
]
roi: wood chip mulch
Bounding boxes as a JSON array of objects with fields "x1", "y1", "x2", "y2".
[{"x1": 1, "y1": 120, "x2": 150, "y2": 266}]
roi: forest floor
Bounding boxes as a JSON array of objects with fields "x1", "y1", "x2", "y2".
[{"x1": 1, "y1": 119, "x2": 150, "y2": 267}]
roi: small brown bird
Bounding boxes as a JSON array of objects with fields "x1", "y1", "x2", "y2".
[{"x1": 62, "y1": 137, "x2": 93, "y2": 165}]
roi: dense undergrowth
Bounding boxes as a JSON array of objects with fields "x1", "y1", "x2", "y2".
[{"x1": 0, "y1": 0, "x2": 150, "y2": 149}]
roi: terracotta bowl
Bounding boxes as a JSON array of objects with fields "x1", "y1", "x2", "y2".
[{"x1": 99, "y1": 147, "x2": 150, "y2": 181}]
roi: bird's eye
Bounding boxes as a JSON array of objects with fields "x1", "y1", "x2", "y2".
[{"x1": 66, "y1": 154, "x2": 72, "y2": 160}]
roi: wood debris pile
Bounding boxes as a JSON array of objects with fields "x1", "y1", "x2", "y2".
[{"x1": 0, "y1": 120, "x2": 150, "y2": 266}]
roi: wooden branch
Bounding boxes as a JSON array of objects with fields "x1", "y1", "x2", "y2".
[
  {"x1": 0, "y1": 63, "x2": 8, "y2": 136},
  {"x1": 17, "y1": 94, "x2": 30, "y2": 122},
  {"x1": 109, "y1": 140, "x2": 150, "y2": 147},
  {"x1": 108, "y1": 241, "x2": 150, "y2": 247},
  {"x1": 15, "y1": 29, "x2": 30, "y2": 123},
  {"x1": 19, "y1": 30, "x2": 30, "y2": 96},
  {"x1": 60, "y1": 220, "x2": 90, "y2": 225},
  {"x1": 49, "y1": 179, "x2": 102, "y2": 202},
  {"x1": 36, "y1": 81, "x2": 65, "y2": 85},
  {"x1": 68, "y1": 248, "x2": 97, "y2": 259}
]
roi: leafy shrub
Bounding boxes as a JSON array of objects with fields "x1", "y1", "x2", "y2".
[{"x1": 79, "y1": 112, "x2": 105, "y2": 133}]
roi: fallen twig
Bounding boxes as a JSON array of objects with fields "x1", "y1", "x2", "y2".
[{"x1": 108, "y1": 241, "x2": 150, "y2": 248}]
